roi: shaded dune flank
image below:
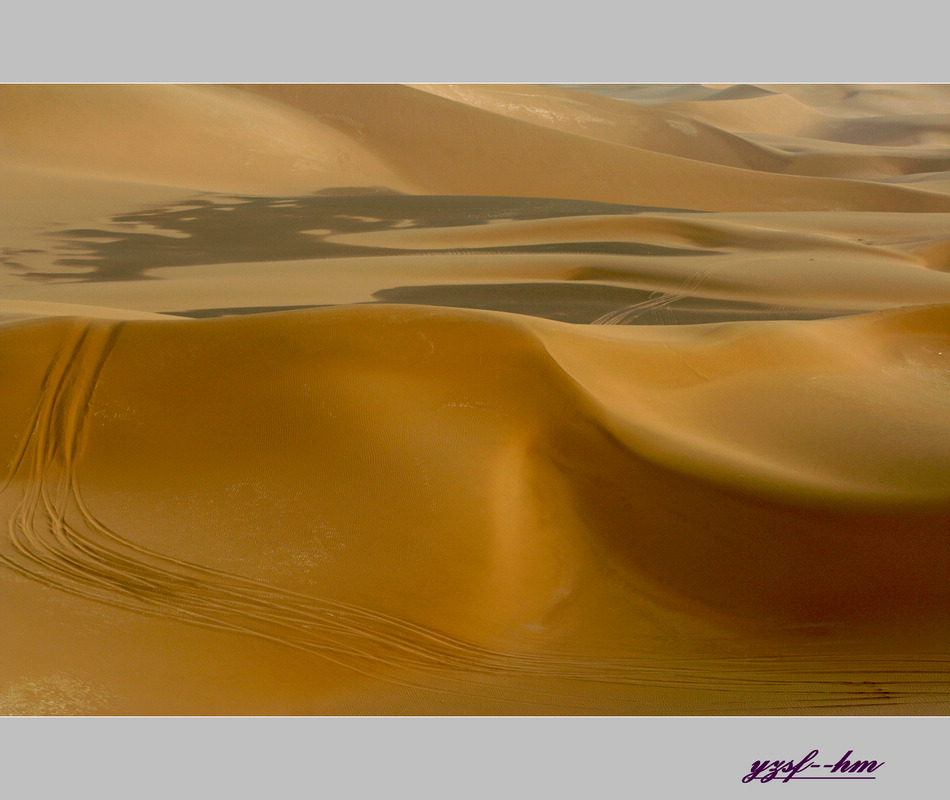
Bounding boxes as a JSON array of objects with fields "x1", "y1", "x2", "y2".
[{"x1": 2, "y1": 84, "x2": 950, "y2": 714}]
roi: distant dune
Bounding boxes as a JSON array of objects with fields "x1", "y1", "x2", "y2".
[{"x1": 1, "y1": 84, "x2": 949, "y2": 714}]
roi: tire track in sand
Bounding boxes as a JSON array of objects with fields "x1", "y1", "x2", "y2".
[{"x1": 1, "y1": 317, "x2": 947, "y2": 712}]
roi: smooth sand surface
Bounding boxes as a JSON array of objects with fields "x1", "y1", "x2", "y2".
[{"x1": 1, "y1": 84, "x2": 949, "y2": 715}]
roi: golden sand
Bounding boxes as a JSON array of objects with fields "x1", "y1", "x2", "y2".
[{"x1": 1, "y1": 84, "x2": 948, "y2": 714}]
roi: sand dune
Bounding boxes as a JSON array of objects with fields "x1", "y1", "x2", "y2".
[{"x1": 1, "y1": 84, "x2": 949, "y2": 714}]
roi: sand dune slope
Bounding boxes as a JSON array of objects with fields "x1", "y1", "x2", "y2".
[
  {"x1": 2, "y1": 83, "x2": 950, "y2": 714},
  {"x1": 5, "y1": 83, "x2": 950, "y2": 210},
  {"x1": 1, "y1": 305, "x2": 948, "y2": 713}
]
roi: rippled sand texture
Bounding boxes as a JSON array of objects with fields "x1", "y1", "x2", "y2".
[{"x1": 1, "y1": 84, "x2": 949, "y2": 715}]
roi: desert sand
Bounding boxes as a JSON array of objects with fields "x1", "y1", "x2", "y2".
[{"x1": 0, "y1": 83, "x2": 948, "y2": 715}]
